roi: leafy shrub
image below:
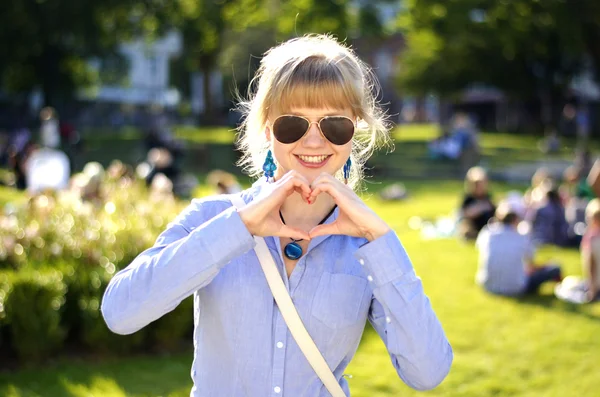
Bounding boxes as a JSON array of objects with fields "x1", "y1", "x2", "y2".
[
  {"x1": 3, "y1": 270, "x2": 67, "y2": 363},
  {"x1": 0, "y1": 177, "x2": 184, "y2": 272},
  {"x1": 79, "y1": 294, "x2": 148, "y2": 354},
  {"x1": 0, "y1": 170, "x2": 198, "y2": 363},
  {"x1": 0, "y1": 272, "x2": 9, "y2": 351}
]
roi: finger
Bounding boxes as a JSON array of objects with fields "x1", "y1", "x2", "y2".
[
  {"x1": 309, "y1": 181, "x2": 343, "y2": 202},
  {"x1": 281, "y1": 170, "x2": 312, "y2": 188},
  {"x1": 284, "y1": 177, "x2": 312, "y2": 200},
  {"x1": 308, "y1": 222, "x2": 341, "y2": 238},
  {"x1": 277, "y1": 225, "x2": 311, "y2": 241},
  {"x1": 311, "y1": 172, "x2": 337, "y2": 188}
]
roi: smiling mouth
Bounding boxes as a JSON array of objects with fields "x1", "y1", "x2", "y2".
[{"x1": 295, "y1": 154, "x2": 332, "y2": 167}]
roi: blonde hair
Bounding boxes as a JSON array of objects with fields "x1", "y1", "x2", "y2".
[
  {"x1": 235, "y1": 34, "x2": 392, "y2": 190},
  {"x1": 464, "y1": 166, "x2": 488, "y2": 193}
]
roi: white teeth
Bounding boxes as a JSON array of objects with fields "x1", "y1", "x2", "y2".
[{"x1": 298, "y1": 155, "x2": 328, "y2": 163}]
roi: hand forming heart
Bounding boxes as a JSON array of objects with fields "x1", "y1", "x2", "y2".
[
  {"x1": 307, "y1": 173, "x2": 391, "y2": 242},
  {"x1": 237, "y1": 171, "x2": 391, "y2": 242}
]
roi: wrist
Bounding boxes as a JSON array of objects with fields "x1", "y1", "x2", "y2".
[
  {"x1": 364, "y1": 223, "x2": 391, "y2": 242},
  {"x1": 237, "y1": 207, "x2": 256, "y2": 236}
]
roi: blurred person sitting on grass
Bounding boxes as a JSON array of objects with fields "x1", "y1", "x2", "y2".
[
  {"x1": 101, "y1": 34, "x2": 452, "y2": 396},
  {"x1": 580, "y1": 199, "x2": 600, "y2": 301},
  {"x1": 555, "y1": 198, "x2": 600, "y2": 303},
  {"x1": 525, "y1": 180, "x2": 570, "y2": 247},
  {"x1": 523, "y1": 167, "x2": 550, "y2": 211},
  {"x1": 206, "y1": 169, "x2": 242, "y2": 195},
  {"x1": 476, "y1": 201, "x2": 562, "y2": 296},
  {"x1": 428, "y1": 113, "x2": 479, "y2": 161},
  {"x1": 457, "y1": 166, "x2": 496, "y2": 240}
]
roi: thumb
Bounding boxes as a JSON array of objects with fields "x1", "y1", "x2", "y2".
[{"x1": 308, "y1": 222, "x2": 339, "y2": 239}]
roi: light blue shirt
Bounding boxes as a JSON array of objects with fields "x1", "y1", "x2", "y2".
[
  {"x1": 101, "y1": 178, "x2": 452, "y2": 396},
  {"x1": 476, "y1": 223, "x2": 534, "y2": 295}
]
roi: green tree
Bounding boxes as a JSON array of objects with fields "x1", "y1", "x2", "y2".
[
  {"x1": 0, "y1": 0, "x2": 173, "y2": 108},
  {"x1": 397, "y1": 0, "x2": 600, "y2": 129},
  {"x1": 171, "y1": 0, "x2": 231, "y2": 124}
]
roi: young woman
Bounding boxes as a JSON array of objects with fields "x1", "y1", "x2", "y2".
[{"x1": 101, "y1": 34, "x2": 452, "y2": 396}]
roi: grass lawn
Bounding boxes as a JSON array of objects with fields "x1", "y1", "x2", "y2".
[
  {"x1": 1, "y1": 179, "x2": 600, "y2": 396},
  {"x1": 2, "y1": 125, "x2": 600, "y2": 396}
]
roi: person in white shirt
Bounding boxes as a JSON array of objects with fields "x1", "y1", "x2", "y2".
[{"x1": 476, "y1": 201, "x2": 562, "y2": 295}]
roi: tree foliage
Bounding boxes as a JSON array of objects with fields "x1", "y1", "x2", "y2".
[
  {"x1": 397, "y1": 0, "x2": 600, "y2": 103},
  {"x1": 0, "y1": 0, "x2": 173, "y2": 106}
]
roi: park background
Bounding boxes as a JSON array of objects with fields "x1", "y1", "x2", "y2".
[{"x1": 1, "y1": 1, "x2": 600, "y2": 396}]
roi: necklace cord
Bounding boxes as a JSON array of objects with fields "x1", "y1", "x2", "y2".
[{"x1": 279, "y1": 205, "x2": 337, "y2": 242}]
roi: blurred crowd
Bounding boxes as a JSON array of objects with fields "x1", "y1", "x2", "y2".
[
  {"x1": 458, "y1": 160, "x2": 600, "y2": 303},
  {"x1": 0, "y1": 106, "x2": 206, "y2": 200}
]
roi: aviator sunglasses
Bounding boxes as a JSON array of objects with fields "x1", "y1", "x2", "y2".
[{"x1": 272, "y1": 115, "x2": 356, "y2": 145}]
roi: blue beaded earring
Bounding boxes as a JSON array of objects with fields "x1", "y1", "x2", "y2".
[
  {"x1": 262, "y1": 150, "x2": 277, "y2": 182},
  {"x1": 343, "y1": 157, "x2": 351, "y2": 184}
]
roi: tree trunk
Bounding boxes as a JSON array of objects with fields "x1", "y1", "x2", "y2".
[
  {"x1": 201, "y1": 66, "x2": 214, "y2": 125},
  {"x1": 540, "y1": 88, "x2": 554, "y2": 135}
]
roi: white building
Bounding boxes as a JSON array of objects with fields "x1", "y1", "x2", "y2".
[{"x1": 84, "y1": 31, "x2": 182, "y2": 107}]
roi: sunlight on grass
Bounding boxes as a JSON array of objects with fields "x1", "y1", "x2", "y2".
[
  {"x1": 174, "y1": 126, "x2": 238, "y2": 144},
  {"x1": 62, "y1": 377, "x2": 127, "y2": 397}
]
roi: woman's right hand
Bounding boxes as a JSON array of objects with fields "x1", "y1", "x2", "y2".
[{"x1": 237, "y1": 171, "x2": 312, "y2": 240}]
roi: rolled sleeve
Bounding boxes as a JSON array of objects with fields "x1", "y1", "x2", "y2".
[{"x1": 187, "y1": 206, "x2": 256, "y2": 268}]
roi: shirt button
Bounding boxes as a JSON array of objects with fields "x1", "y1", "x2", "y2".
[
  {"x1": 359, "y1": 258, "x2": 365, "y2": 265},
  {"x1": 386, "y1": 316, "x2": 391, "y2": 324},
  {"x1": 276, "y1": 342, "x2": 284, "y2": 348},
  {"x1": 367, "y1": 275, "x2": 373, "y2": 282},
  {"x1": 274, "y1": 386, "x2": 281, "y2": 393}
]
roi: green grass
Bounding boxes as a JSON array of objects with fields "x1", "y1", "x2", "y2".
[
  {"x1": 0, "y1": 185, "x2": 27, "y2": 208},
  {"x1": 2, "y1": 180, "x2": 600, "y2": 396},
  {"x1": 76, "y1": 123, "x2": 597, "y2": 180}
]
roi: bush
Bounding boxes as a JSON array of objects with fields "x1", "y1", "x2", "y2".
[
  {"x1": 0, "y1": 272, "x2": 9, "y2": 351},
  {"x1": 57, "y1": 261, "x2": 148, "y2": 354},
  {"x1": 3, "y1": 270, "x2": 67, "y2": 363},
  {"x1": 0, "y1": 170, "x2": 196, "y2": 364},
  {"x1": 0, "y1": 178, "x2": 184, "y2": 272},
  {"x1": 79, "y1": 294, "x2": 147, "y2": 354}
]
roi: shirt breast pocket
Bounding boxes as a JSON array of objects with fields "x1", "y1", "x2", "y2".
[{"x1": 311, "y1": 272, "x2": 369, "y2": 330}]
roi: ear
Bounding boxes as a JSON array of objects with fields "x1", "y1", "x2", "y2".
[{"x1": 265, "y1": 125, "x2": 272, "y2": 141}]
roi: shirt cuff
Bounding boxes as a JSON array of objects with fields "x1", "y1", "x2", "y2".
[
  {"x1": 188, "y1": 206, "x2": 256, "y2": 268},
  {"x1": 354, "y1": 230, "x2": 414, "y2": 287}
]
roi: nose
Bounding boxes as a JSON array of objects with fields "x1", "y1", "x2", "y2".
[{"x1": 302, "y1": 122, "x2": 326, "y2": 147}]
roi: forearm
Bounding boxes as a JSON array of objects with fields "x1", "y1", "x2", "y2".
[
  {"x1": 356, "y1": 231, "x2": 452, "y2": 390},
  {"x1": 373, "y1": 278, "x2": 453, "y2": 390},
  {"x1": 101, "y1": 206, "x2": 255, "y2": 334}
]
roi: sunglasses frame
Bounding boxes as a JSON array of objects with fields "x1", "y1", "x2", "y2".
[{"x1": 271, "y1": 114, "x2": 356, "y2": 145}]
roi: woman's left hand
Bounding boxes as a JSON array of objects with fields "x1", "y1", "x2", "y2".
[{"x1": 308, "y1": 173, "x2": 391, "y2": 241}]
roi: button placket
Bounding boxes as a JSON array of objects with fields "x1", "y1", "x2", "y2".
[{"x1": 271, "y1": 306, "x2": 287, "y2": 396}]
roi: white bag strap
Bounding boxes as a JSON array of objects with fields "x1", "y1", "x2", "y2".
[{"x1": 230, "y1": 195, "x2": 346, "y2": 397}]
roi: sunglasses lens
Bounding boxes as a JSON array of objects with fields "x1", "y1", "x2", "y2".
[
  {"x1": 273, "y1": 116, "x2": 309, "y2": 144},
  {"x1": 320, "y1": 117, "x2": 355, "y2": 145}
]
